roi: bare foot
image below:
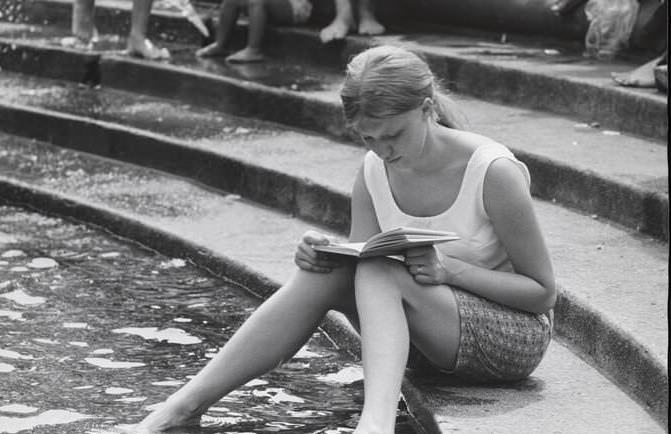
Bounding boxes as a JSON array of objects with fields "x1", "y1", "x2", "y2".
[
  {"x1": 135, "y1": 401, "x2": 201, "y2": 432},
  {"x1": 611, "y1": 55, "x2": 663, "y2": 88},
  {"x1": 126, "y1": 37, "x2": 170, "y2": 60},
  {"x1": 196, "y1": 42, "x2": 228, "y2": 57},
  {"x1": 62, "y1": 26, "x2": 99, "y2": 50},
  {"x1": 226, "y1": 47, "x2": 265, "y2": 63},
  {"x1": 357, "y1": 17, "x2": 385, "y2": 36},
  {"x1": 320, "y1": 17, "x2": 354, "y2": 43},
  {"x1": 654, "y1": 64, "x2": 667, "y2": 92},
  {"x1": 60, "y1": 36, "x2": 93, "y2": 50}
]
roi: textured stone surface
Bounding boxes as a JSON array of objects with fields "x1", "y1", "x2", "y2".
[{"x1": 0, "y1": 131, "x2": 665, "y2": 433}]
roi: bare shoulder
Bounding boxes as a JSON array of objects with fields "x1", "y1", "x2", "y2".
[
  {"x1": 485, "y1": 157, "x2": 528, "y2": 186},
  {"x1": 441, "y1": 128, "x2": 493, "y2": 162},
  {"x1": 483, "y1": 157, "x2": 531, "y2": 218}
]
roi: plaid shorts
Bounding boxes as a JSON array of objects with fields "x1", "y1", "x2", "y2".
[
  {"x1": 448, "y1": 288, "x2": 553, "y2": 382},
  {"x1": 409, "y1": 288, "x2": 553, "y2": 383}
]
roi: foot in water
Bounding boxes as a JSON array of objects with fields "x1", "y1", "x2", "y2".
[
  {"x1": 126, "y1": 37, "x2": 170, "y2": 60},
  {"x1": 226, "y1": 47, "x2": 265, "y2": 63},
  {"x1": 133, "y1": 401, "x2": 202, "y2": 433},
  {"x1": 196, "y1": 42, "x2": 229, "y2": 58}
]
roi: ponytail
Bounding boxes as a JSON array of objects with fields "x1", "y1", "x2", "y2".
[{"x1": 341, "y1": 45, "x2": 467, "y2": 130}]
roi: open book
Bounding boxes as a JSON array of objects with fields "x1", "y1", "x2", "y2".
[{"x1": 313, "y1": 227, "x2": 459, "y2": 258}]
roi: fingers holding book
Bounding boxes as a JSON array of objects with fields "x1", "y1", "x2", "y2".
[
  {"x1": 294, "y1": 230, "x2": 344, "y2": 273},
  {"x1": 405, "y1": 246, "x2": 445, "y2": 285}
]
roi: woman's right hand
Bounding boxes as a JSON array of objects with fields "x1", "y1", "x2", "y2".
[{"x1": 294, "y1": 230, "x2": 342, "y2": 273}]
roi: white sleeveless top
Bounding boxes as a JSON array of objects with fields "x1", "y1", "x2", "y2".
[{"x1": 363, "y1": 143, "x2": 530, "y2": 272}]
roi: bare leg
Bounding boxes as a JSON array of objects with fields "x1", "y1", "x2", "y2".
[
  {"x1": 320, "y1": 0, "x2": 355, "y2": 43},
  {"x1": 71, "y1": 0, "x2": 97, "y2": 42},
  {"x1": 136, "y1": 265, "x2": 357, "y2": 432},
  {"x1": 354, "y1": 258, "x2": 460, "y2": 434},
  {"x1": 127, "y1": 0, "x2": 170, "y2": 59},
  {"x1": 197, "y1": 0, "x2": 242, "y2": 57},
  {"x1": 226, "y1": 0, "x2": 267, "y2": 62},
  {"x1": 356, "y1": 0, "x2": 384, "y2": 36},
  {"x1": 611, "y1": 54, "x2": 666, "y2": 88}
]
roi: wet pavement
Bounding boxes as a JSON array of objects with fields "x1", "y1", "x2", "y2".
[
  {"x1": 0, "y1": 70, "x2": 282, "y2": 141},
  {"x1": 0, "y1": 205, "x2": 416, "y2": 433},
  {"x1": 0, "y1": 21, "x2": 342, "y2": 93}
]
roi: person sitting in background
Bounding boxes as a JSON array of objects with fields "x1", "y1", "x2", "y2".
[
  {"x1": 71, "y1": 0, "x2": 170, "y2": 59},
  {"x1": 320, "y1": 0, "x2": 384, "y2": 43},
  {"x1": 196, "y1": 0, "x2": 312, "y2": 62}
]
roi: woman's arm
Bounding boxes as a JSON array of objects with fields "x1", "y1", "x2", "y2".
[
  {"x1": 349, "y1": 165, "x2": 382, "y2": 243},
  {"x1": 406, "y1": 158, "x2": 556, "y2": 314},
  {"x1": 456, "y1": 157, "x2": 555, "y2": 313}
]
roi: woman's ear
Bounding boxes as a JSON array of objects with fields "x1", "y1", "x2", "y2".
[{"x1": 421, "y1": 97, "x2": 434, "y2": 119}]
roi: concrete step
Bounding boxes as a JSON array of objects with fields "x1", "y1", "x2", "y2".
[
  {"x1": 0, "y1": 76, "x2": 666, "y2": 426},
  {"x1": 14, "y1": 0, "x2": 668, "y2": 142},
  {"x1": 0, "y1": 31, "x2": 667, "y2": 242},
  {"x1": 0, "y1": 130, "x2": 665, "y2": 433}
]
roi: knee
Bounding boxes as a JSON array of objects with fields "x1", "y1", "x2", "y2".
[
  {"x1": 355, "y1": 257, "x2": 386, "y2": 280},
  {"x1": 354, "y1": 257, "x2": 405, "y2": 291},
  {"x1": 291, "y1": 264, "x2": 355, "y2": 296}
]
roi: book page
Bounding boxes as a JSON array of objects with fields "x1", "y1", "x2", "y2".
[{"x1": 313, "y1": 242, "x2": 365, "y2": 257}]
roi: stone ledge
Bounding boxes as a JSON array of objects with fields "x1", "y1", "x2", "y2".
[
  {"x1": 0, "y1": 105, "x2": 666, "y2": 425},
  {"x1": 0, "y1": 44, "x2": 666, "y2": 241},
  {"x1": 0, "y1": 150, "x2": 664, "y2": 432},
  {"x1": 15, "y1": 0, "x2": 669, "y2": 141}
]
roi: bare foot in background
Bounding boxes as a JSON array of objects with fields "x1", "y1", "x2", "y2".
[
  {"x1": 196, "y1": 42, "x2": 229, "y2": 57},
  {"x1": 320, "y1": 16, "x2": 354, "y2": 43},
  {"x1": 226, "y1": 47, "x2": 265, "y2": 63},
  {"x1": 357, "y1": 14, "x2": 384, "y2": 36},
  {"x1": 611, "y1": 55, "x2": 664, "y2": 88},
  {"x1": 126, "y1": 36, "x2": 170, "y2": 59}
]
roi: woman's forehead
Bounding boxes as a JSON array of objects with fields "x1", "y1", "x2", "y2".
[{"x1": 353, "y1": 112, "x2": 411, "y2": 135}]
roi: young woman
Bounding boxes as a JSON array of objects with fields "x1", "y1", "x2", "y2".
[{"x1": 136, "y1": 45, "x2": 556, "y2": 434}]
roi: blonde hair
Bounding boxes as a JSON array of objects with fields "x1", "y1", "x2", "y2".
[{"x1": 340, "y1": 45, "x2": 465, "y2": 129}]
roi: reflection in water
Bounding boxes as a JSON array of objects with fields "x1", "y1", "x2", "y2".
[
  {"x1": 0, "y1": 205, "x2": 415, "y2": 433},
  {"x1": 0, "y1": 404, "x2": 39, "y2": 414},
  {"x1": 0, "y1": 289, "x2": 46, "y2": 305},
  {"x1": 112, "y1": 327, "x2": 202, "y2": 345},
  {"x1": 0, "y1": 410, "x2": 92, "y2": 434}
]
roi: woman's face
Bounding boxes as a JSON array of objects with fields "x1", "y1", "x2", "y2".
[{"x1": 353, "y1": 104, "x2": 430, "y2": 168}]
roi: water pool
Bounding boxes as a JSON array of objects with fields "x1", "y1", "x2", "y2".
[{"x1": 0, "y1": 205, "x2": 415, "y2": 433}]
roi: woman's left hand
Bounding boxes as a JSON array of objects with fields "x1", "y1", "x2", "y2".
[{"x1": 404, "y1": 246, "x2": 466, "y2": 286}]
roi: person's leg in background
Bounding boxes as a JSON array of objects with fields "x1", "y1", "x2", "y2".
[
  {"x1": 71, "y1": 0, "x2": 97, "y2": 46},
  {"x1": 127, "y1": 0, "x2": 170, "y2": 59},
  {"x1": 197, "y1": 0, "x2": 245, "y2": 57},
  {"x1": 319, "y1": 0, "x2": 354, "y2": 43},
  {"x1": 356, "y1": 0, "x2": 384, "y2": 36}
]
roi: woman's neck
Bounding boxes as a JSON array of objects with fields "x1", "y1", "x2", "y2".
[{"x1": 402, "y1": 122, "x2": 458, "y2": 174}]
